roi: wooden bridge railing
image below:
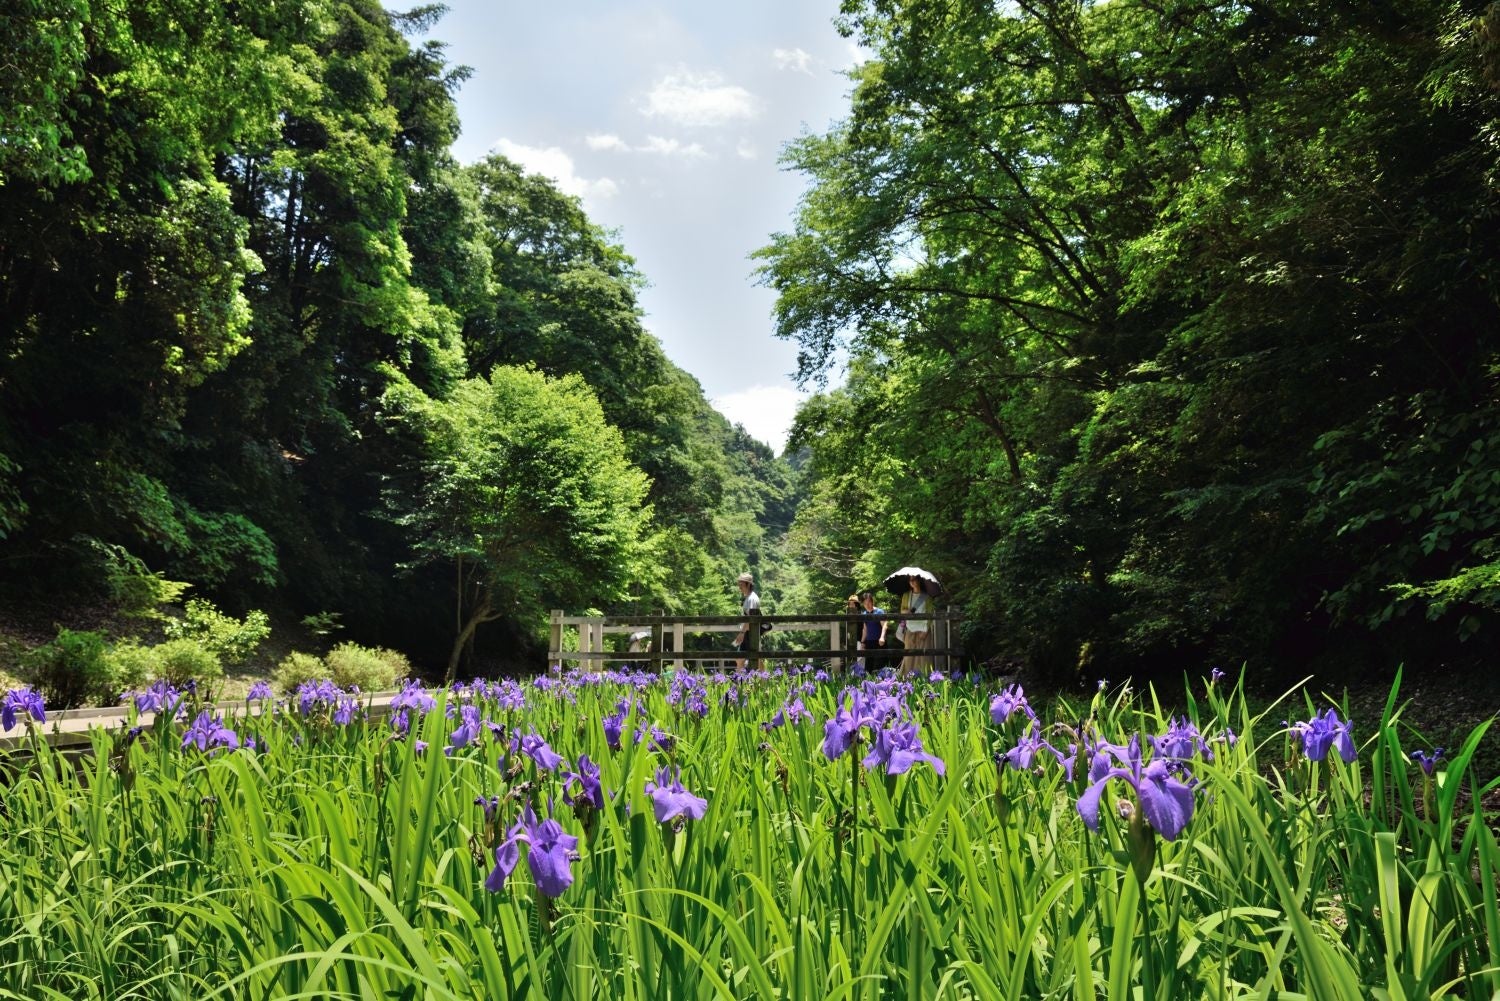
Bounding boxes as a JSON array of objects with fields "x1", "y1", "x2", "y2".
[{"x1": 548, "y1": 610, "x2": 963, "y2": 671}]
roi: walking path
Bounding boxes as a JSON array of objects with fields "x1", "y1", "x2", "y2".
[{"x1": 1, "y1": 690, "x2": 405, "y2": 750}]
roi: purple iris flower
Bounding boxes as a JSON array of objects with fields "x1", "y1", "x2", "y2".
[
  {"x1": 763, "y1": 697, "x2": 812, "y2": 731},
  {"x1": 1, "y1": 687, "x2": 46, "y2": 731},
  {"x1": 494, "y1": 682, "x2": 527, "y2": 711},
  {"x1": 132, "y1": 680, "x2": 183, "y2": 718},
  {"x1": 524, "y1": 813, "x2": 579, "y2": 897},
  {"x1": 1209, "y1": 667, "x2": 1226, "y2": 685},
  {"x1": 1076, "y1": 735, "x2": 1195, "y2": 842},
  {"x1": 563, "y1": 754, "x2": 605, "y2": 809},
  {"x1": 390, "y1": 679, "x2": 437, "y2": 715},
  {"x1": 1410, "y1": 747, "x2": 1444, "y2": 776},
  {"x1": 989, "y1": 684, "x2": 1037, "y2": 726},
  {"x1": 1290, "y1": 709, "x2": 1357, "y2": 763},
  {"x1": 644, "y1": 766, "x2": 708, "y2": 822},
  {"x1": 180, "y1": 710, "x2": 240, "y2": 752},
  {"x1": 1001, "y1": 722, "x2": 1066, "y2": 772},
  {"x1": 603, "y1": 709, "x2": 626, "y2": 751},
  {"x1": 513, "y1": 731, "x2": 565, "y2": 772},
  {"x1": 633, "y1": 725, "x2": 675, "y2": 753},
  {"x1": 862, "y1": 721, "x2": 946, "y2": 776},
  {"x1": 246, "y1": 681, "x2": 274, "y2": 701},
  {"x1": 484, "y1": 804, "x2": 579, "y2": 898},
  {"x1": 295, "y1": 679, "x2": 343, "y2": 715},
  {"x1": 332, "y1": 697, "x2": 360, "y2": 726},
  {"x1": 448, "y1": 705, "x2": 483, "y2": 751},
  {"x1": 822, "y1": 691, "x2": 872, "y2": 761},
  {"x1": 1151, "y1": 717, "x2": 1212, "y2": 764}
]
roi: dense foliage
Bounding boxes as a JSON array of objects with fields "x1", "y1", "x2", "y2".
[
  {"x1": 1, "y1": 668, "x2": 1494, "y2": 998},
  {"x1": 0, "y1": 1, "x2": 799, "y2": 674},
  {"x1": 759, "y1": 0, "x2": 1500, "y2": 682}
]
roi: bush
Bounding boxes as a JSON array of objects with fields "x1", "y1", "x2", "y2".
[
  {"x1": 273, "y1": 651, "x2": 326, "y2": 692},
  {"x1": 323, "y1": 642, "x2": 408, "y2": 691},
  {"x1": 152, "y1": 638, "x2": 223, "y2": 687},
  {"x1": 162, "y1": 599, "x2": 270, "y2": 665},
  {"x1": 103, "y1": 640, "x2": 156, "y2": 694},
  {"x1": 22, "y1": 628, "x2": 113, "y2": 708}
]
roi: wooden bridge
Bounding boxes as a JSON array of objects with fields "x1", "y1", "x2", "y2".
[{"x1": 548, "y1": 609, "x2": 963, "y2": 671}]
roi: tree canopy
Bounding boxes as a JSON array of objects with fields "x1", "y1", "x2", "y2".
[
  {"x1": 760, "y1": 0, "x2": 1500, "y2": 681},
  {"x1": 0, "y1": 1, "x2": 799, "y2": 671}
]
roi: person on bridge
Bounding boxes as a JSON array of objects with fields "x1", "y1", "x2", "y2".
[
  {"x1": 731, "y1": 571, "x2": 761, "y2": 669},
  {"x1": 858, "y1": 590, "x2": 889, "y2": 668},
  {"x1": 897, "y1": 574, "x2": 932, "y2": 675}
]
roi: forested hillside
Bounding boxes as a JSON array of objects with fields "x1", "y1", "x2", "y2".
[
  {"x1": 0, "y1": 1, "x2": 798, "y2": 674},
  {"x1": 760, "y1": 0, "x2": 1500, "y2": 684},
  {"x1": 5, "y1": 0, "x2": 1499, "y2": 690}
]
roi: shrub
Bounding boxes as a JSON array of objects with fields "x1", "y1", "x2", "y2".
[
  {"x1": 323, "y1": 642, "x2": 407, "y2": 692},
  {"x1": 152, "y1": 639, "x2": 223, "y2": 687},
  {"x1": 22, "y1": 628, "x2": 113, "y2": 708},
  {"x1": 273, "y1": 651, "x2": 327, "y2": 692},
  {"x1": 103, "y1": 640, "x2": 156, "y2": 694},
  {"x1": 162, "y1": 599, "x2": 270, "y2": 665}
]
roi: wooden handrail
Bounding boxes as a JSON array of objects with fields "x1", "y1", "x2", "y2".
[{"x1": 548, "y1": 608, "x2": 963, "y2": 672}]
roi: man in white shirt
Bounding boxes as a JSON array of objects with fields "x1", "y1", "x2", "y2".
[{"x1": 732, "y1": 571, "x2": 760, "y2": 668}]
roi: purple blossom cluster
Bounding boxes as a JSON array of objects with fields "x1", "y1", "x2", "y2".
[
  {"x1": 988, "y1": 687, "x2": 1217, "y2": 845},
  {"x1": 128, "y1": 679, "x2": 186, "y2": 719},
  {"x1": 1287, "y1": 709, "x2": 1357, "y2": 763},
  {"x1": 2, "y1": 686, "x2": 45, "y2": 731},
  {"x1": 1076, "y1": 735, "x2": 1196, "y2": 842},
  {"x1": 821, "y1": 680, "x2": 946, "y2": 777},
  {"x1": 181, "y1": 710, "x2": 241, "y2": 753},
  {"x1": 484, "y1": 802, "x2": 580, "y2": 898}
]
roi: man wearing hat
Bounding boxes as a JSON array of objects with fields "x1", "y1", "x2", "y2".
[{"x1": 732, "y1": 571, "x2": 760, "y2": 668}]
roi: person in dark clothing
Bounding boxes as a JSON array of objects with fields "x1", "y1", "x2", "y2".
[{"x1": 859, "y1": 590, "x2": 889, "y2": 667}]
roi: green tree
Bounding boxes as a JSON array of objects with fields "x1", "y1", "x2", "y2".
[
  {"x1": 383, "y1": 366, "x2": 650, "y2": 679},
  {"x1": 762, "y1": 0, "x2": 1500, "y2": 679}
]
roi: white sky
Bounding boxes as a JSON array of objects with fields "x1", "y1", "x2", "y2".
[{"x1": 400, "y1": 1, "x2": 861, "y2": 452}]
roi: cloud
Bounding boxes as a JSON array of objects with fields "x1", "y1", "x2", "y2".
[
  {"x1": 642, "y1": 70, "x2": 759, "y2": 127},
  {"x1": 589, "y1": 133, "x2": 710, "y2": 159},
  {"x1": 491, "y1": 138, "x2": 618, "y2": 201},
  {"x1": 772, "y1": 47, "x2": 814, "y2": 74},
  {"x1": 585, "y1": 133, "x2": 630, "y2": 152},
  {"x1": 711, "y1": 385, "x2": 808, "y2": 454},
  {"x1": 639, "y1": 135, "x2": 709, "y2": 158},
  {"x1": 735, "y1": 138, "x2": 757, "y2": 160}
]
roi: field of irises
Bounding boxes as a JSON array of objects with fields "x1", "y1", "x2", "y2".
[{"x1": 1, "y1": 665, "x2": 1496, "y2": 1000}]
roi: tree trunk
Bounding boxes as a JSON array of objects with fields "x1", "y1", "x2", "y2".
[{"x1": 446, "y1": 591, "x2": 498, "y2": 684}]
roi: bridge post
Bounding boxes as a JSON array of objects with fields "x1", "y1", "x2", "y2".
[
  {"x1": 651, "y1": 611, "x2": 664, "y2": 671},
  {"x1": 549, "y1": 610, "x2": 562, "y2": 666}
]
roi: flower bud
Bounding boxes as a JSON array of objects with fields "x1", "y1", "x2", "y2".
[{"x1": 1120, "y1": 798, "x2": 1156, "y2": 884}]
